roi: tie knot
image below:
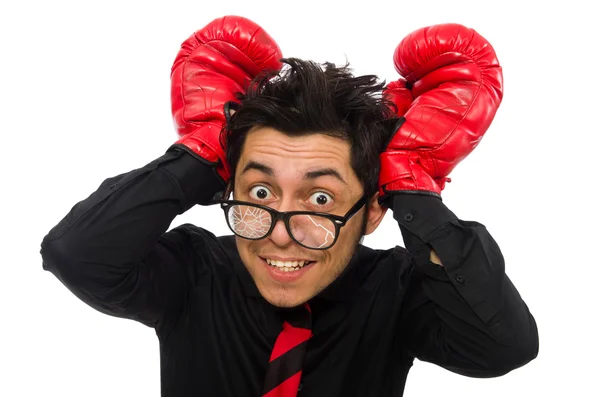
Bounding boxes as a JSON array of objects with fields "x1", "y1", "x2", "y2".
[{"x1": 282, "y1": 303, "x2": 311, "y2": 330}]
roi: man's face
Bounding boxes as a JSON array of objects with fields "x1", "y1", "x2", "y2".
[{"x1": 232, "y1": 127, "x2": 386, "y2": 308}]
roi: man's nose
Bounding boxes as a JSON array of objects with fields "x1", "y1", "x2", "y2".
[
  {"x1": 268, "y1": 217, "x2": 295, "y2": 247},
  {"x1": 268, "y1": 201, "x2": 296, "y2": 247}
]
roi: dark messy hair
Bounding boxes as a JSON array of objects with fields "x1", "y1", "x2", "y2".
[{"x1": 224, "y1": 57, "x2": 396, "y2": 199}]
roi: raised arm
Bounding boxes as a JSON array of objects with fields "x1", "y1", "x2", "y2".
[
  {"x1": 40, "y1": 149, "x2": 222, "y2": 328},
  {"x1": 378, "y1": 23, "x2": 538, "y2": 376},
  {"x1": 40, "y1": 15, "x2": 282, "y2": 329}
]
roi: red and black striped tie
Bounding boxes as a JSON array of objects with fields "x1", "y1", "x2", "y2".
[{"x1": 262, "y1": 303, "x2": 312, "y2": 397}]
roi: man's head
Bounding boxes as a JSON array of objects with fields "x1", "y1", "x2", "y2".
[{"x1": 223, "y1": 58, "x2": 395, "y2": 307}]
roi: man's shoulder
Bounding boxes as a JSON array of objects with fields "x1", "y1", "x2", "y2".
[
  {"x1": 353, "y1": 243, "x2": 414, "y2": 284},
  {"x1": 161, "y1": 223, "x2": 237, "y2": 263},
  {"x1": 355, "y1": 243, "x2": 412, "y2": 266}
]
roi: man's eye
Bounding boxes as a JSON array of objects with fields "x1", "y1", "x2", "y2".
[
  {"x1": 249, "y1": 185, "x2": 273, "y2": 200},
  {"x1": 308, "y1": 192, "x2": 333, "y2": 206}
]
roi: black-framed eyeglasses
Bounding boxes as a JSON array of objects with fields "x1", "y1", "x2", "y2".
[{"x1": 217, "y1": 195, "x2": 368, "y2": 250}]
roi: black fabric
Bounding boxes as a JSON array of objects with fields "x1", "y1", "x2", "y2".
[
  {"x1": 40, "y1": 148, "x2": 539, "y2": 397},
  {"x1": 282, "y1": 305, "x2": 312, "y2": 329}
]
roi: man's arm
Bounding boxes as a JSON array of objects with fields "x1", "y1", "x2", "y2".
[
  {"x1": 40, "y1": 148, "x2": 223, "y2": 328},
  {"x1": 41, "y1": 15, "x2": 283, "y2": 329},
  {"x1": 393, "y1": 194, "x2": 539, "y2": 377},
  {"x1": 375, "y1": 23, "x2": 538, "y2": 375}
]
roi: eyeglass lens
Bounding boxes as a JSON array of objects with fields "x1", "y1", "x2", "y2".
[{"x1": 227, "y1": 204, "x2": 337, "y2": 249}]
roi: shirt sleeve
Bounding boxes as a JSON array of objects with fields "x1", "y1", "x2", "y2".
[
  {"x1": 40, "y1": 145, "x2": 225, "y2": 329},
  {"x1": 391, "y1": 194, "x2": 539, "y2": 378}
]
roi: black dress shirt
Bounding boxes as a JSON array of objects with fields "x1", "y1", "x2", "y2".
[{"x1": 40, "y1": 146, "x2": 539, "y2": 397}]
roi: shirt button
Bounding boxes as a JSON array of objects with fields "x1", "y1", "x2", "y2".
[
  {"x1": 403, "y1": 213, "x2": 414, "y2": 222},
  {"x1": 455, "y1": 275, "x2": 465, "y2": 284},
  {"x1": 298, "y1": 381, "x2": 303, "y2": 391}
]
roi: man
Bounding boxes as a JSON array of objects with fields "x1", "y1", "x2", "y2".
[{"x1": 40, "y1": 15, "x2": 538, "y2": 397}]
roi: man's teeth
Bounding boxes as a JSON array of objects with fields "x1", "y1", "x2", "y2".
[{"x1": 265, "y1": 258, "x2": 310, "y2": 271}]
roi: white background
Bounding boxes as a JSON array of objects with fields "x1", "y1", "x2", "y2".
[{"x1": 1, "y1": 0, "x2": 598, "y2": 395}]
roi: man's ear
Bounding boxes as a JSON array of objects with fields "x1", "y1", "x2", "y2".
[
  {"x1": 225, "y1": 179, "x2": 234, "y2": 199},
  {"x1": 213, "y1": 179, "x2": 233, "y2": 202},
  {"x1": 364, "y1": 192, "x2": 388, "y2": 235}
]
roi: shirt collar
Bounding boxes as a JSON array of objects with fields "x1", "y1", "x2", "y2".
[{"x1": 312, "y1": 248, "x2": 363, "y2": 301}]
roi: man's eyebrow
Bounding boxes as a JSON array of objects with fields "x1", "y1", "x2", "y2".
[
  {"x1": 240, "y1": 161, "x2": 347, "y2": 186},
  {"x1": 304, "y1": 168, "x2": 347, "y2": 185},
  {"x1": 240, "y1": 161, "x2": 274, "y2": 176}
]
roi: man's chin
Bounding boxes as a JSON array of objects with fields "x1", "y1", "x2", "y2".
[
  {"x1": 258, "y1": 285, "x2": 312, "y2": 308},
  {"x1": 268, "y1": 299, "x2": 304, "y2": 309}
]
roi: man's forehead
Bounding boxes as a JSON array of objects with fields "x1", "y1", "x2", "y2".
[
  {"x1": 240, "y1": 128, "x2": 350, "y2": 161},
  {"x1": 244, "y1": 127, "x2": 347, "y2": 148},
  {"x1": 235, "y1": 127, "x2": 358, "y2": 186}
]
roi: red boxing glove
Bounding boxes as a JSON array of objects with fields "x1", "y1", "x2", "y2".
[
  {"x1": 171, "y1": 15, "x2": 282, "y2": 182},
  {"x1": 379, "y1": 23, "x2": 503, "y2": 199}
]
